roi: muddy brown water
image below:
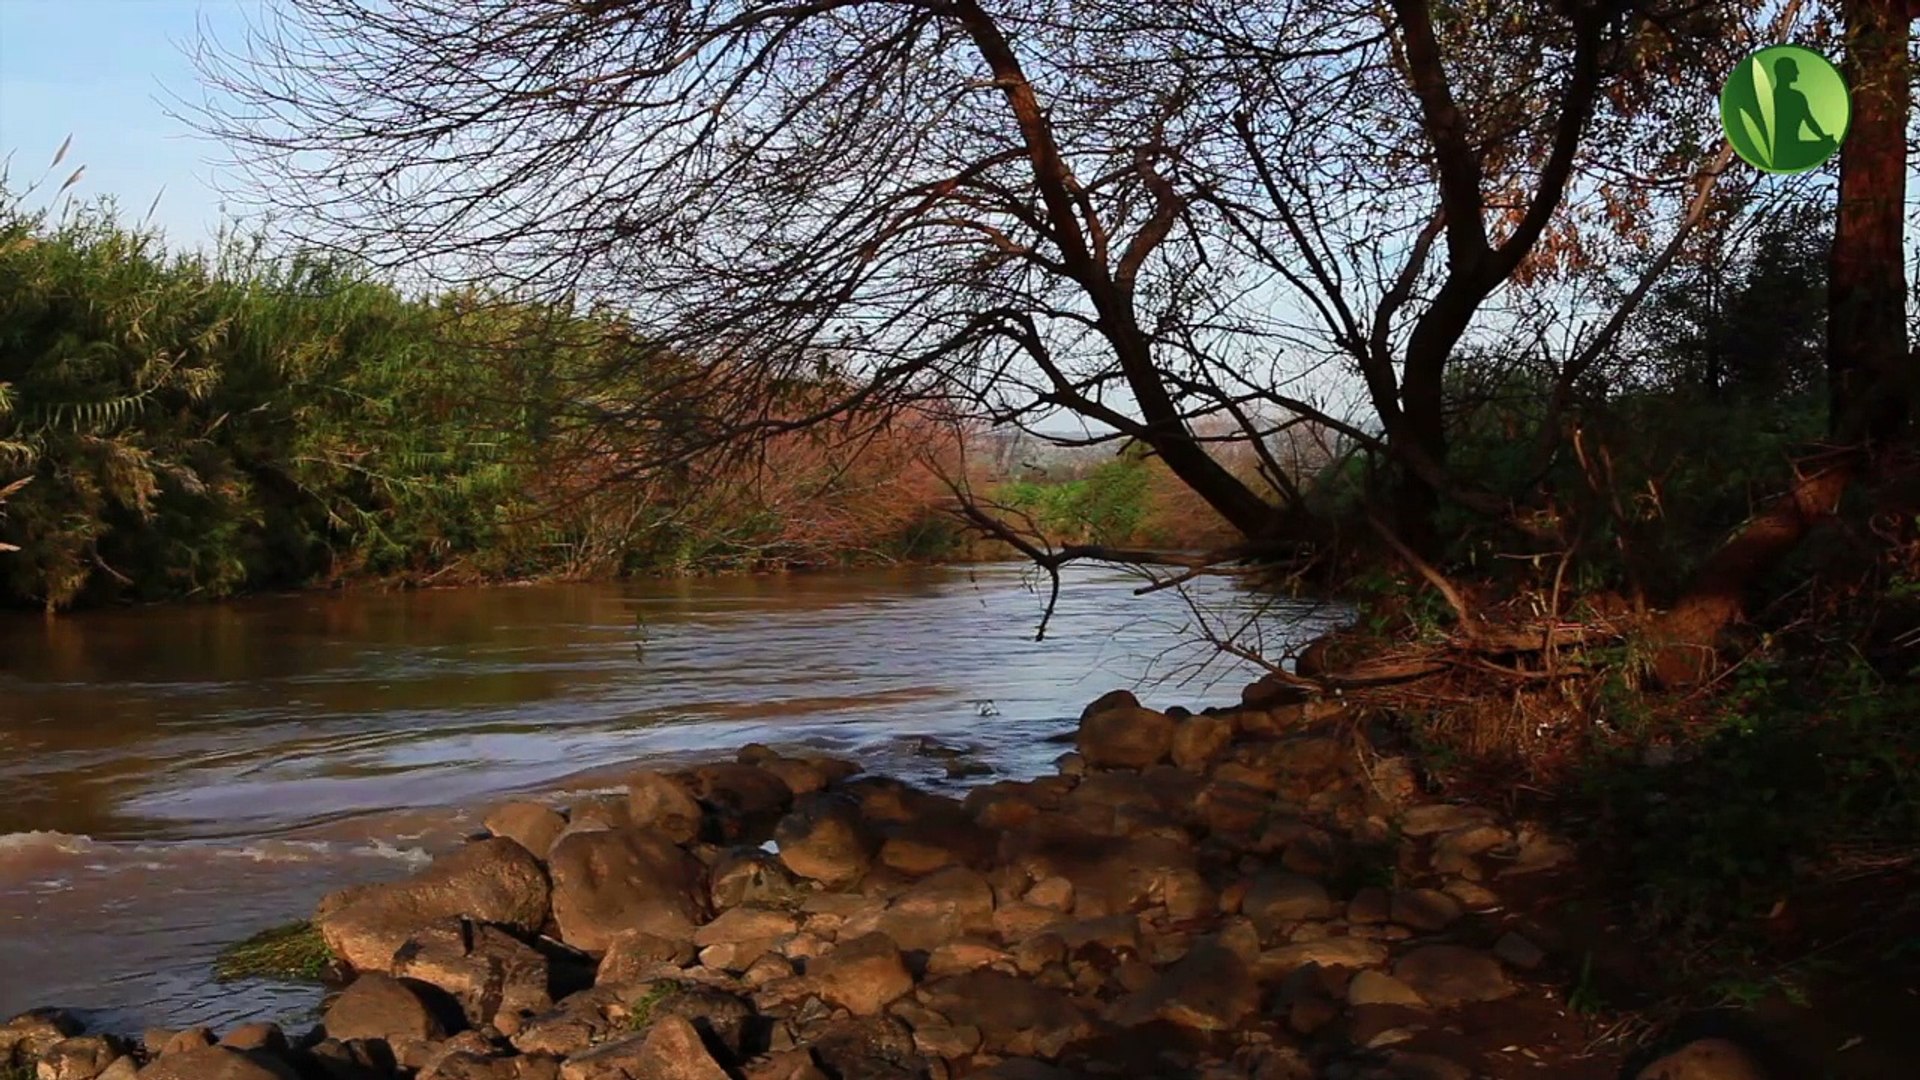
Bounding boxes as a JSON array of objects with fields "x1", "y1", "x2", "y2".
[{"x1": 0, "y1": 563, "x2": 1342, "y2": 1032}]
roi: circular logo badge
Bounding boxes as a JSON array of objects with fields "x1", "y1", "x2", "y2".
[{"x1": 1719, "y1": 45, "x2": 1851, "y2": 174}]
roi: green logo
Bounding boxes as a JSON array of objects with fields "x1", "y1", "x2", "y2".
[{"x1": 1720, "y1": 45, "x2": 1850, "y2": 174}]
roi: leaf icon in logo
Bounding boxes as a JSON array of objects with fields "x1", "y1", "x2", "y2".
[
  {"x1": 1739, "y1": 109, "x2": 1772, "y2": 168},
  {"x1": 1751, "y1": 56, "x2": 1775, "y2": 162}
]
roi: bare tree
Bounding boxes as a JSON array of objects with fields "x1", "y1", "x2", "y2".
[{"x1": 192, "y1": 0, "x2": 1740, "y2": 564}]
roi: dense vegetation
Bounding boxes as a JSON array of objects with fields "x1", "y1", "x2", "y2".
[{"x1": 0, "y1": 196, "x2": 972, "y2": 611}]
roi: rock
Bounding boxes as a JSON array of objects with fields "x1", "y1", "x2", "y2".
[
  {"x1": 773, "y1": 794, "x2": 877, "y2": 889},
  {"x1": 548, "y1": 828, "x2": 709, "y2": 955},
  {"x1": 1391, "y1": 945, "x2": 1514, "y2": 1005},
  {"x1": 159, "y1": 1028, "x2": 216, "y2": 1055},
  {"x1": 684, "y1": 763, "x2": 794, "y2": 843},
  {"x1": 1388, "y1": 889, "x2": 1462, "y2": 932},
  {"x1": 970, "y1": 1062, "x2": 1082, "y2": 1080},
  {"x1": 94, "y1": 1058, "x2": 140, "y2": 1080},
  {"x1": 806, "y1": 1015, "x2": 924, "y2": 1080},
  {"x1": 1108, "y1": 938, "x2": 1257, "y2": 1032},
  {"x1": 217, "y1": 1024, "x2": 287, "y2": 1055},
  {"x1": 871, "y1": 866, "x2": 995, "y2": 952},
  {"x1": 1255, "y1": 938, "x2": 1389, "y2": 976},
  {"x1": 391, "y1": 918, "x2": 553, "y2": 1033},
  {"x1": 34, "y1": 1036, "x2": 123, "y2": 1080},
  {"x1": 324, "y1": 971, "x2": 451, "y2": 1042},
  {"x1": 695, "y1": 906, "x2": 801, "y2": 947},
  {"x1": 808, "y1": 932, "x2": 913, "y2": 1016},
  {"x1": 627, "y1": 772, "x2": 704, "y2": 845},
  {"x1": 316, "y1": 838, "x2": 551, "y2": 973},
  {"x1": 1501, "y1": 826, "x2": 1576, "y2": 877},
  {"x1": 1398, "y1": 804, "x2": 1496, "y2": 837},
  {"x1": 1076, "y1": 705, "x2": 1174, "y2": 770},
  {"x1": 1346, "y1": 970, "x2": 1427, "y2": 1007},
  {"x1": 919, "y1": 971, "x2": 1092, "y2": 1058},
  {"x1": 2, "y1": 1009, "x2": 83, "y2": 1065},
  {"x1": 1492, "y1": 931, "x2": 1546, "y2": 971},
  {"x1": 643, "y1": 987, "x2": 757, "y2": 1059},
  {"x1": 558, "y1": 1016, "x2": 729, "y2": 1080},
  {"x1": 485, "y1": 802, "x2": 568, "y2": 858},
  {"x1": 709, "y1": 849, "x2": 803, "y2": 910},
  {"x1": 302, "y1": 1036, "x2": 400, "y2": 1080},
  {"x1": 1190, "y1": 780, "x2": 1272, "y2": 837},
  {"x1": 1634, "y1": 1038, "x2": 1769, "y2": 1080},
  {"x1": 1170, "y1": 714, "x2": 1234, "y2": 771},
  {"x1": 564, "y1": 795, "x2": 636, "y2": 835},
  {"x1": 1079, "y1": 689, "x2": 1141, "y2": 720},
  {"x1": 741, "y1": 1050, "x2": 829, "y2": 1080},
  {"x1": 598, "y1": 930, "x2": 696, "y2": 984},
  {"x1": 1242, "y1": 871, "x2": 1333, "y2": 937},
  {"x1": 133, "y1": 1048, "x2": 301, "y2": 1080},
  {"x1": 1025, "y1": 876, "x2": 1074, "y2": 912},
  {"x1": 1344, "y1": 885, "x2": 1391, "y2": 924},
  {"x1": 422, "y1": 1051, "x2": 563, "y2": 1079},
  {"x1": 925, "y1": 938, "x2": 1009, "y2": 977},
  {"x1": 509, "y1": 987, "x2": 626, "y2": 1057}
]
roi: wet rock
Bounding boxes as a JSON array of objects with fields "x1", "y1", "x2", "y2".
[
  {"x1": 558, "y1": 1015, "x2": 729, "y2": 1080},
  {"x1": 627, "y1": 772, "x2": 704, "y2": 845},
  {"x1": 2, "y1": 1009, "x2": 82, "y2": 1066},
  {"x1": 684, "y1": 763, "x2": 795, "y2": 843},
  {"x1": 919, "y1": 971, "x2": 1093, "y2": 1058},
  {"x1": 324, "y1": 971, "x2": 451, "y2": 1042},
  {"x1": 485, "y1": 802, "x2": 568, "y2": 859},
  {"x1": 1346, "y1": 970, "x2": 1427, "y2": 1007},
  {"x1": 1634, "y1": 1038, "x2": 1769, "y2": 1080},
  {"x1": 1388, "y1": 889, "x2": 1462, "y2": 932},
  {"x1": 808, "y1": 932, "x2": 913, "y2": 1016},
  {"x1": 316, "y1": 838, "x2": 551, "y2": 973},
  {"x1": 774, "y1": 794, "x2": 877, "y2": 889},
  {"x1": 548, "y1": 828, "x2": 709, "y2": 955},
  {"x1": 1170, "y1": 714, "x2": 1234, "y2": 772},
  {"x1": 1391, "y1": 945, "x2": 1514, "y2": 1005},
  {"x1": 133, "y1": 1047, "x2": 302, "y2": 1080},
  {"x1": 34, "y1": 1036, "x2": 124, "y2": 1080},
  {"x1": 1242, "y1": 871, "x2": 1333, "y2": 937},
  {"x1": 1107, "y1": 938, "x2": 1257, "y2": 1032},
  {"x1": 1079, "y1": 689, "x2": 1141, "y2": 719},
  {"x1": 392, "y1": 918, "x2": 553, "y2": 1034},
  {"x1": 1076, "y1": 705, "x2": 1174, "y2": 770}
]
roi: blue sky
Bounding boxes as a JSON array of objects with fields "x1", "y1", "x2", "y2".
[{"x1": 0, "y1": 0, "x2": 250, "y2": 248}]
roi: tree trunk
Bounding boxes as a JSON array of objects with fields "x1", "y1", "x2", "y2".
[
  {"x1": 1651, "y1": 0, "x2": 1912, "y2": 684},
  {"x1": 1828, "y1": 0, "x2": 1914, "y2": 445}
]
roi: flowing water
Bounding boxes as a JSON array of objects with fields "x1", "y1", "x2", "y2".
[{"x1": 0, "y1": 562, "x2": 1342, "y2": 1032}]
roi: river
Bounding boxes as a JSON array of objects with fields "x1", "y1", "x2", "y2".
[{"x1": 0, "y1": 562, "x2": 1342, "y2": 1032}]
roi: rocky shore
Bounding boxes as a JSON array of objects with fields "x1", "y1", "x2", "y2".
[{"x1": 3, "y1": 678, "x2": 1761, "y2": 1080}]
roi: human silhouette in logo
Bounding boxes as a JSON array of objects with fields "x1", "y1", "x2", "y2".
[{"x1": 1771, "y1": 56, "x2": 1836, "y2": 169}]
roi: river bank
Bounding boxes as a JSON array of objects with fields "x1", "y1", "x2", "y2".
[
  {"x1": 4, "y1": 676, "x2": 1796, "y2": 1080},
  {"x1": 0, "y1": 566, "x2": 1345, "y2": 1027}
]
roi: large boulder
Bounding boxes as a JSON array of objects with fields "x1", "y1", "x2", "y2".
[
  {"x1": 316, "y1": 838, "x2": 551, "y2": 973},
  {"x1": 1391, "y1": 945, "x2": 1515, "y2": 1005},
  {"x1": 391, "y1": 918, "x2": 553, "y2": 1035},
  {"x1": 1, "y1": 1008, "x2": 81, "y2": 1067},
  {"x1": 548, "y1": 828, "x2": 709, "y2": 955},
  {"x1": 1076, "y1": 705, "x2": 1174, "y2": 770},
  {"x1": 773, "y1": 794, "x2": 877, "y2": 889}
]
